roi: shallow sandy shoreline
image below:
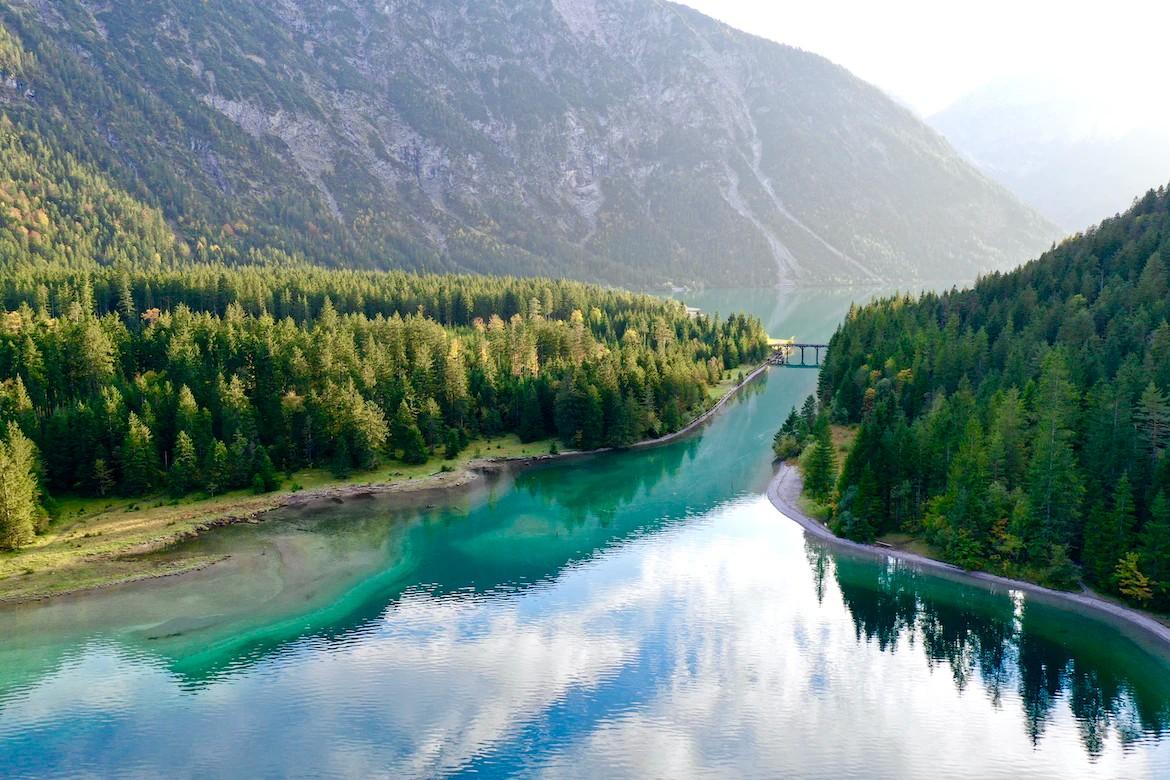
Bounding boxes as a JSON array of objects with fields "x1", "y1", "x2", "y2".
[
  {"x1": 3, "y1": 360, "x2": 773, "y2": 605},
  {"x1": 766, "y1": 462, "x2": 1170, "y2": 652}
]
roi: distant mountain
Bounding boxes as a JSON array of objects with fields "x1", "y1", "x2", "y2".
[
  {"x1": 931, "y1": 79, "x2": 1170, "y2": 232},
  {"x1": 0, "y1": 0, "x2": 1055, "y2": 287}
]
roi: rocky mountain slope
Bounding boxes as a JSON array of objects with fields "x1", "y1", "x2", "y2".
[{"x1": 0, "y1": 0, "x2": 1057, "y2": 286}]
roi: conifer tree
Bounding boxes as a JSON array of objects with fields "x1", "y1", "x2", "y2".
[
  {"x1": 986, "y1": 388, "x2": 1026, "y2": 487},
  {"x1": 1025, "y1": 352, "x2": 1083, "y2": 561},
  {"x1": 120, "y1": 411, "x2": 159, "y2": 496},
  {"x1": 925, "y1": 419, "x2": 990, "y2": 565},
  {"x1": 443, "y1": 427, "x2": 466, "y2": 460},
  {"x1": 581, "y1": 385, "x2": 605, "y2": 450},
  {"x1": 610, "y1": 392, "x2": 642, "y2": 448},
  {"x1": 252, "y1": 445, "x2": 279, "y2": 494},
  {"x1": 331, "y1": 437, "x2": 353, "y2": 478},
  {"x1": 1137, "y1": 382, "x2": 1170, "y2": 468},
  {"x1": 93, "y1": 458, "x2": 115, "y2": 498},
  {"x1": 1082, "y1": 475, "x2": 1137, "y2": 589},
  {"x1": 168, "y1": 431, "x2": 200, "y2": 497},
  {"x1": 418, "y1": 397, "x2": 443, "y2": 449},
  {"x1": 205, "y1": 440, "x2": 230, "y2": 495},
  {"x1": 1140, "y1": 492, "x2": 1170, "y2": 608},
  {"x1": 517, "y1": 383, "x2": 545, "y2": 443},
  {"x1": 391, "y1": 400, "x2": 427, "y2": 465},
  {"x1": 804, "y1": 416, "x2": 837, "y2": 503},
  {"x1": 0, "y1": 423, "x2": 40, "y2": 550},
  {"x1": 554, "y1": 374, "x2": 585, "y2": 448},
  {"x1": 800, "y1": 395, "x2": 818, "y2": 434},
  {"x1": 772, "y1": 406, "x2": 806, "y2": 460},
  {"x1": 227, "y1": 432, "x2": 253, "y2": 490}
]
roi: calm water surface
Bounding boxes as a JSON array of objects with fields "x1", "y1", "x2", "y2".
[{"x1": 2, "y1": 288, "x2": 1169, "y2": 779}]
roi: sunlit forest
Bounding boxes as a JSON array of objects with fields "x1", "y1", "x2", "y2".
[
  {"x1": 817, "y1": 186, "x2": 1170, "y2": 608},
  {"x1": 0, "y1": 262, "x2": 766, "y2": 550}
]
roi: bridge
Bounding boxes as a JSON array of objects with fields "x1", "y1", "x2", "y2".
[{"x1": 767, "y1": 338, "x2": 829, "y2": 367}]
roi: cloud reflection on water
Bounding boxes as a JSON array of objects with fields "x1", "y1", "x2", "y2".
[{"x1": 3, "y1": 497, "x2": 1169, "y2": 778}]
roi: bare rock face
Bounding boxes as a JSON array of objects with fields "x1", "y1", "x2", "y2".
[
  {"x1": 550, "y1": 0, "x2": 605, "y2": 43},
  {"x1": 1, "y1": 0, "x2": 1057, "y2": 287}
]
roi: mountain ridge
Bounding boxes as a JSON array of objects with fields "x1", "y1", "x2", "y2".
[{"x1": 0, "y1": 0, "x2": 1057, "y2": 286}]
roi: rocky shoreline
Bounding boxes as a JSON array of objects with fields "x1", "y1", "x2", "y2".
[{"x1": 766, "y1": 462, "x2": 1170, "y2": 652}]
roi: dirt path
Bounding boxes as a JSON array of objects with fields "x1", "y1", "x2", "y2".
[{"x1": 766, "y1": 462, "x2": 1170, "y2": 651}]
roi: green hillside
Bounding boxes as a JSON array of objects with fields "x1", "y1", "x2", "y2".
[{"x1": 815, "y1": 185, "x2": 1170, "y2": 606}]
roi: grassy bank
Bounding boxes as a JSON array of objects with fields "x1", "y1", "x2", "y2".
[
  {"x1": 794, "y1": 424, "x2": 857, "y2": 521},
  {"x1": 0, "y1": 434, "x2": 554, "y2": 603}
]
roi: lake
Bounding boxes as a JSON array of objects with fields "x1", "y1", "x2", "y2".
[{"x1": 2, "y1": 288, "x2": 1169, "y2": 778}]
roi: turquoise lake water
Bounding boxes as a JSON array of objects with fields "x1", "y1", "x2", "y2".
[{"x1": 1, "y1": 287, "x2": 1169, "y2": 778}]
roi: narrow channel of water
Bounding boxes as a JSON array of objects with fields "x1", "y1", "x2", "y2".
[{"x1": 1, "y1": 287, "x2": 1168, "y2": 778}]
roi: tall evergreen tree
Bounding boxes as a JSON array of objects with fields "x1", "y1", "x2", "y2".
[
  {"x1": 1140, "y1": 492, "x2": 1170, "y2": 609},
  {"x1": 168, "y1": 431, "x2": 200, "y2": 497},
  {"x1": 517, "y1": 383, "x2": 546, "y2": 443},
  {"x1": 1081, "y1": 475, "x2": 1137, "y2": 588},
  {"x1": 804, "y1": 416, "x2": 837, "y2": 503},
  {"x1": 205, "y1": 440, "x2": 230, "y2": 495},
  {"x1": 120, "y1": 412, "x2": 159, "y2": 496},
  {"x1": 350, "y1": 396, "x2": 389, "y2": 470},
  {"x1": 330, "y1": 437, "x2": 353, "y2": 479},
  {"x1": 252, "y1": 445, "x2": 279, "y2": 494},
  {"x1": 0, "y1": 423, "x2": 40, "y2": 550},
  {"x1": 1024, "y1": 352, "x2": 1083, "y2": 561},
  {"x1": 92, "y1": 458, "x2": 115, "y2": 498},
  {"x1": 1137, "y1": 382, "x2": 1170, "y2": 469},
  {"x1": 986, "y1": 388, "x2": 1027, "y2": 488},
  {"x1": 925, "y1": 419, "x2": 991, "y2": 566},
  {"x1": 391, "y1": 401, "x2": 428, "y2": 465}
]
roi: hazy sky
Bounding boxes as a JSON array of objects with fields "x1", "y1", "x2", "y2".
[{"x1": 676, "y1": 0, "x2": 1170, "y2": 130}]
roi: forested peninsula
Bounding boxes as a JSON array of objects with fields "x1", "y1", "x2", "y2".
[
  {"x1": 0, "y1": 263, "x2": 767, "y2": 557},
  {"x1": 806, "y1": 186, "x2": 1170, "y2": 611},
  {"x1": 0, "y1": 82, "x2": 771, "y2": 596}
]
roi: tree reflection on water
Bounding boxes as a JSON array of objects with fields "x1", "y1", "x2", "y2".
[{"x1": 812, "y1": 540, "x2": 1170, "y2": 756}]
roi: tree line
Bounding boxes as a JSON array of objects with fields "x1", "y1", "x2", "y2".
[
  {"x1": 0, "y1": 263, "x2": 768, "y2": 550},
  {"x1": 808, "y1": 185, "x2": 1170, "y2": 608}
]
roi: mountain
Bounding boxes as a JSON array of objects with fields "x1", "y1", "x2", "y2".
[
  {"x1": 816, "y1": 184, "x2": 1170, "y2": 598},
  {"x1": 931, "y1": 79, "x2": 1170, "y2": 232},
  {"x1": 0, "y1": 0, "x2": 1056, "y2": 287}
]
